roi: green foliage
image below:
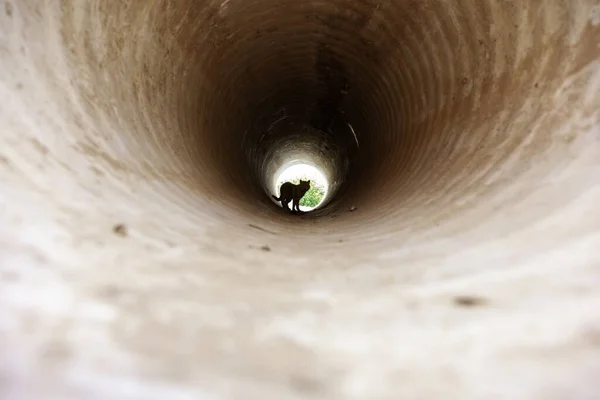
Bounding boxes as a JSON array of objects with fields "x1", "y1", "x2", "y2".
[
  {"x1": 300, "y1": 183, "x2": 326, "y2": 207},
  {"x1": 287, "y1": 176, "x2": 326, "y2": 208}
]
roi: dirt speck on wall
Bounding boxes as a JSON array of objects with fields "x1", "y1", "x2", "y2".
[{"x1": 1, "y1": 0, "x2": 599, "y2": 399}]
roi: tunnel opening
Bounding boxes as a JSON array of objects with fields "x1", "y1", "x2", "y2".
[
  {"x1": 257, "y1": 116, "x2": 350, "y2": 214},
  {"x1": 1, "y1": 0, "x2": 599, "y2": 398},
  {"x1": 272, "y1": 162, "x2": 329, "y2": 212}
]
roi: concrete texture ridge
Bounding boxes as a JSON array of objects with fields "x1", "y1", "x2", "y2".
[{"x1": 1, "y1": 0, "x2": 599, "y2": 399}]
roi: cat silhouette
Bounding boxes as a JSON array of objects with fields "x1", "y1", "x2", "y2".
[{"x1": 272, "y1": 180, "x2": 311, "y2": 213}]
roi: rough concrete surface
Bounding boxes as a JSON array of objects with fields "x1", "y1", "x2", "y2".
[{"x1": 1, "y1": 0, "x2": 600, "y2": 399}]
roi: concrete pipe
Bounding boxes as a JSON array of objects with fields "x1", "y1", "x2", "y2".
[{"x1": 1, "y1": 0, "x2": 599, "y2": 399}]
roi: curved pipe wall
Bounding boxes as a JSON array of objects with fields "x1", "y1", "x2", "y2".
[{"x1": 1, "y1": 0, "x2": 599, "y2": 399}]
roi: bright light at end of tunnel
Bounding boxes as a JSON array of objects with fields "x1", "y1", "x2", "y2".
[{"x1": 273, "y1": 163, "x2": 329, "y2": 212}]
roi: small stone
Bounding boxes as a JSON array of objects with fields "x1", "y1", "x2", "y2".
[
  {"x1": 260, "y1": 245, "x2": 271, "y2": 252},
  {"x1": 113, "y1": 224, "x2": 127, "y2": 237},
  {"x1": 349, "y1": 206, "x2": 356, "y2": 212},
  {"x1": 453, "y1": 295, "x2": 487, "y2": 307}
]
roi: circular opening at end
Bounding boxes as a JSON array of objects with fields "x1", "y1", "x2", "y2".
[{"x1": 272, "y1": 163, "x2": 329, "y2": 212}]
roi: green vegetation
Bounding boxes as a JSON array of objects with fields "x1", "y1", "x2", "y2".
[{"x1": 288, "y1": 177, "x2": 326, "y2": 207}]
